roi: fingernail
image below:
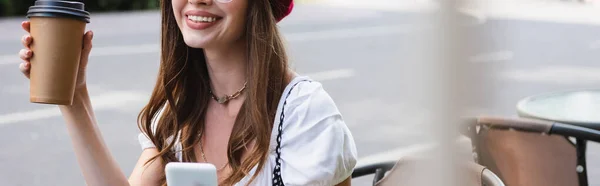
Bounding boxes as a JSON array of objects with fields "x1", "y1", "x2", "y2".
[
  {"x1": 27, "y1": 50, "x2": 32, "y2": 56},
  {"x1": 90, "y1": 31, "x2": 94, "y2": 39}
]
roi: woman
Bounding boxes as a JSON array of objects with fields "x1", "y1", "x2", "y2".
[{"x1": 17, "y1": 0, "x2": 357, "y2": 185}]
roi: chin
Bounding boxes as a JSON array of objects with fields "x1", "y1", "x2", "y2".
[
  {"x1": 182, "y1": 34, "x2": 213, "y2": 49},
  {"x1": 183, "y1": 39, "x2": 208, "y2": 49}
]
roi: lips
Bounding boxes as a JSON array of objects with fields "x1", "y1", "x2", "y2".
[{"x1": 185, "y1": 10, "x2": 222, "y2": 30}]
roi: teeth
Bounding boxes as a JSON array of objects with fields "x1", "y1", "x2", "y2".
[{"x1": 188, "y1": 15, "x2": 217, "y2": 23}]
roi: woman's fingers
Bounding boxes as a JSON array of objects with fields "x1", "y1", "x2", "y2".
[
  {"x1": 21, "y1": 21, "x2": 30, "y2": 33},
  {"x1": 21, "y1": 35, "x2": 32, "y2": 49},
  {"x1": 19, "y1": 21, "x2": 32, "y2": 79},
  {"x1": 19, "y1": 49, "x2": 32, "y2": 61},
  {"x1": 19, "y1": 62, "x2": 31, "y2": 79},
  {"x1": 79, "y1": 31, "x2": 93, "y2": 67},
  {"x1": 82, "y1": 31, "x2": 93, "y2": 55}
]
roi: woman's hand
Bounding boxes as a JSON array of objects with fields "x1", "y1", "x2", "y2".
[{"x1": 18, "y1": 21, "x2": 94, "y2": 89}]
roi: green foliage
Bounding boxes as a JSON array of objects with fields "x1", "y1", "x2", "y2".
[
  {"x1": 1, "y1": 0, "x2": 35, "y2": 17},
  {"x1": 0, "y1": 0, "x2": 12, "y2": 16},
  {"x1": 1, "y1": 0, "x2": 160, "y2": 17}
]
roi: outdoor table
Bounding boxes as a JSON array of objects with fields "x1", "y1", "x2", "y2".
[
  {"x1": 517, "y1": 89, "x2": 600, "y2": 130},
  {"x1": 516, "y1": 89, "x2": 600, "y2": 186}
]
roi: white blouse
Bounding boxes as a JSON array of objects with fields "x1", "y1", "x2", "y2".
[{"x1": 138, "y1": 76, "x2": 358, "y2": 186}]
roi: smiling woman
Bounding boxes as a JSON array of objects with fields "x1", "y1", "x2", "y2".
[{"x1": 16, "y1": 0, "x2": 357, "y2": 186}]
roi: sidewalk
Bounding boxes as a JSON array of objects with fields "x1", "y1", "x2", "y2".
[
  {"x1": 298, "y1": 0, "x2": 600, "y2": 25},
  {"x1": 477, "y1": 0, "x2": 600, "y2": 25}
]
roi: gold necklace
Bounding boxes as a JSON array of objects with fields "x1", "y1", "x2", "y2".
[
  {"x1": 209, "y1": 82, "x2": 247, "y2": 104},
  {"x1": 199, "y1": 140, "x2": 229, "y2": 172}
]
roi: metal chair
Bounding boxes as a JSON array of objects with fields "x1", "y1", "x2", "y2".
[
  {"x1": 351, "y1": 140, "x2": 506, "y2": 186},
  {"x1": 464, "y1": 116, "x2": 600, "y2": 186}
]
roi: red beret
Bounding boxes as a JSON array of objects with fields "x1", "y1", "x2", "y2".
[{"x1": 272, "y1": 0, "x2": 294, "y2": 22}]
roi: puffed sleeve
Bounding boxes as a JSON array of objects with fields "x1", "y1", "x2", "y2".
[
  {"x1": 138, "y1": 132, "x2": 156, "y2": 150},
  {"x1": 137, "y1": 106, "x2": 183, "y2": 160},
  {"x1": 278, "y1": 81, "x2": 358, "y2": 186},
  {"x1": 137, "y1": 105, "x2": 166, "y2": 150}
]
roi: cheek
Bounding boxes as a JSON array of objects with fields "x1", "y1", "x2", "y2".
[
  {"x1": 172, "y1": 0, "x2": 185, "y2": 24},
  {"x1": 224, "y1": 3, "x2": 248, "y2": 38},
  {"x1": 229, "y1": 14, "x2": 246, "y2": 37}
]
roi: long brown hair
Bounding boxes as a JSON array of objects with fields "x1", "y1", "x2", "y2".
[{"x1": 137, "y1": 0, "x2": 290, "y2": 185}]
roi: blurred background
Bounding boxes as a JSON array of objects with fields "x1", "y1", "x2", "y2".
[
  {"x1": 2, "y1": 0, "x2": 600, "y2": 185},
  {"x1": 0, "y1": 0, "x2": 160, "y2": 16}
]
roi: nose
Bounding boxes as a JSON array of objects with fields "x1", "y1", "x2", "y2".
[{"x1": 188, "y1": 0, "x2": 212, "y2": 6}]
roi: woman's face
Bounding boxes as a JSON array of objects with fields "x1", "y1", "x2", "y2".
[{"x1": 172, "y1": 0, "x2": 248, "y2": 49}]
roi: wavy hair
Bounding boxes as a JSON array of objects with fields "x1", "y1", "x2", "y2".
[{"x1": 137, "y1": 0, "x2": 290, "y2": 185}]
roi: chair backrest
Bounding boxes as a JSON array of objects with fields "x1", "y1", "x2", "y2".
[
  {"x1": 471, "y1": 116, "x2": 580, "y2": 186},
  {"x1": 374, "y1": 155, "x2": 503, "y2": 186}
]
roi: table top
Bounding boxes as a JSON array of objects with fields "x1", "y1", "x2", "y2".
[{"x1": 517, "y1": 89, "x2": 600, "y2": 126}]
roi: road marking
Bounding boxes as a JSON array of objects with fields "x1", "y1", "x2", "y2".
[
  {"x1": 0, "y1": 43, "x2": 162, "y2": 65},
  {"x1": 480, "y1": 2, "x2": 600, "y2": 26},
  {"x1": 0, "y1": 55, "x2": 18, "y2": 66},
  {"x1": 0, "y1": 69, "x2": 356, "y2": 126},
  {"x1": 590, "y1": 40, "x2": 600, "y2": 50},
  {"x1": 0, "y1": 25, "x2": 416, "y2": 66},
  {"x1": 305, "y1": 68, "x2": 355, "y2": 81},
  {"x1": 0, "y1": 44, "x2": 162, "y2": 66},
  {"x1": 457, "y1": 7, "x2": 488, "y2": 25},
  {"x1": 309, "y1": 0, "x2": 600, "y2": 25},
  {"x1": 0, "y1": 91, "x2": 149, "y2": 126},
  {"x1": 90, "y1": 44, "x2": 160, "y2": 57},
  {"x1": 356, "y1": 136, "x2": 471, "y2": 167},
  {"x1": 305, "y1": 0, "x2": 438, "y2": 12},
  {"x1": 468, "y1": 50, "x2": 514, "y2": 63},
  {"x1": 501, "y1": 65, "x2": 600, "y2": 85},
  {"x1": 285, "y1": 25, "x2": 421, "y2": 42}
]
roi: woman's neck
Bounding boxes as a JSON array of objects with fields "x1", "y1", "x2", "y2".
[{"x1": 203, "y1": 41, "x2": 247, "y2": 97}]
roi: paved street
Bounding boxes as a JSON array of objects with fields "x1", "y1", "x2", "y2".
[{"x1": 2, "y1": 1, "x2": 600, "y2": 185}]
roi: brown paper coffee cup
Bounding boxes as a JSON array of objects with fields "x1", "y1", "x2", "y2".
[
  {"x1": 29, "y1": 17, "x2": 86, "y2": 105},
  {"x1": 27, "y1": 1, "x2": 90, "y2": 105}
]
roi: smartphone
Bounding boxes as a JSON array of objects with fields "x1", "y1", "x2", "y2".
[{"x1": 165, "y1": 162, "x2": 218, "y2": 186}]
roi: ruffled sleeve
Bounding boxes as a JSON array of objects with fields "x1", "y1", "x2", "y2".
[
  {"x1": 276, "y1": 80, "x2": 358, "y2": 185},
  {"x1": 137, "y1": 106, "x2": 164, "y2": 150},
  {"x1": 136, "y1": 105, "x2": 184, "y2": 160},
  {"x1": 137, "y1": 106, "x2": 177, "y2": 149},
  {"x1": 138, "y1": 132, "x2": 156, "y2": 150}
]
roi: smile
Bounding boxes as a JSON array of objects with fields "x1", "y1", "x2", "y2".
[
  {"x1": 184, "y1": 10, "x2": 223, "y2": 30},
  {"x1": 187, "y1": 15, "x2": 218, "y2": 23}
]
